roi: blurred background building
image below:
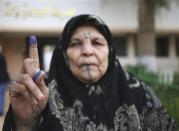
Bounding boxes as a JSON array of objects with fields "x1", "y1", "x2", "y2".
[{"x1": 0, "y1": 0, "x2": 179, "y2": 84}]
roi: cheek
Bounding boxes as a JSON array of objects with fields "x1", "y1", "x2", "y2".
[
  {"x1": 97, "y1": 49, "x2": 109, "y2": 71},
  {"x1": 66, "y1": 49, "x2": 80, "y2": 72},
  {"x1": 67, "y1": 49, "x2": 78, "y2": 64}
]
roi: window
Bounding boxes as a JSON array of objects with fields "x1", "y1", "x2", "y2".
[
  {"x1": 156, "y1": 37, "x2": 169, "y2": 57},
  {"x1": 112, "y1": 36, "x2": 127, "y2": 56},
  {"x1": 176, "y1": 37, "x2": 179, "y2": 57}
]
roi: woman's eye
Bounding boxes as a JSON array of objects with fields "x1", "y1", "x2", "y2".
[
  {"x1": 69, "y1": 42, "x2": 81, "y2": 47},
  {"x1": 93, "y1": 41, "x2": 104, "y2": 46}
]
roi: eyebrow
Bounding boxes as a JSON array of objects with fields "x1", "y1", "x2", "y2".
[
  {"x1": 71, "y1": 33, "x2": 82, "y2": 38},
  {"x1": 70, "y1": 37, "x2": 81, "y2": 42},
  {"x1": 71, "y1": 34, "x2": 105, "y2": 40},
  {"x1": 92, "y1": 37, "x2": 108, "y2": 44},
  {"x1": 70, "y1": 36, "x2": 107, "y2": 46}
]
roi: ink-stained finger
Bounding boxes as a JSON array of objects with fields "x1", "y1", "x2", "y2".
[
  {"x1": 23, "y1": 58, "x2": 45, "y2": 84},
  {"x1": 29, "y1": 35, "x2": 40, "y2": 68},
  {"x1": 29, "y1": 35, "x2": 45, "y2": 84},
  {"x1": 23, "y1": 58, "x2": 36, "y2": 77},
  {"x1": 32, "y1": 69, "x2": 45, "y2": 85}
]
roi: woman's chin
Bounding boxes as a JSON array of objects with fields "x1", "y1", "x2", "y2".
[{"x1": 78, "y1": 76, "x2": 99, "y2": 84}]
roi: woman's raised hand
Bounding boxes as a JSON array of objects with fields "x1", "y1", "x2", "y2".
[{"x1": 9, "y1": 36, "x2": 49, "y2": 130}]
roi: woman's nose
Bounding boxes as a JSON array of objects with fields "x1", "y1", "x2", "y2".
[{"x1": 81, "y1": 43, "x2": 94, "y2": 56}]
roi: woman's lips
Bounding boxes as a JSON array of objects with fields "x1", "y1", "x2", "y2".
[{"x1": 79, "y1": 63, "x2": 98, "y2": 67}]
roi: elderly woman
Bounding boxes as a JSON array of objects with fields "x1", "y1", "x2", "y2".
[{"x1": 3, "y1": 14, "x2": 175, "y2": 131}]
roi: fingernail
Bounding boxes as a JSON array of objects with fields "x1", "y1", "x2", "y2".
[
  {"x1": 38, "y1": 93, "x2": 45, "y2": 100},
  {"x1": 29, "y1": 35, "x2": 37, "y2": 45}
]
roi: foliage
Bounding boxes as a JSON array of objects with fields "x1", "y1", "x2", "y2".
[
  {"x1": 154, "y1": 0, "x2": 169, "y2": 8},
  {"x1": 154, "y1": 0, "x2": 179, "y2": 10},
  {"x1": 126, "y1": 65, "x2": 159, "y2": 87},
  {"x1": 173, "y1": 72, "x2": 179, "y2": 87},
  {"x1": 125, "y1": 65, "x2": 179, "y2": 130},
  {"x1": 154, "y1": 85, "x2": 179, "y2": 130}
]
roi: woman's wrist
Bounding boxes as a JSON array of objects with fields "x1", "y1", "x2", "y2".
[{"x1": 13, "y1": 115, "x2": 39, "y2": 131}]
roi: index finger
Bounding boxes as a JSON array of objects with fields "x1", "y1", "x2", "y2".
[
  {"x1": 28, "y1": 35, "x2": 45, "y2": 84},
  {"x1": 29, "y1": 35, "x2": 40, "y2": 68}
]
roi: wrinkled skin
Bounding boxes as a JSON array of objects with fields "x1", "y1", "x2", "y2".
[
  {"x1": 9, "y1": 49, "x2": 49, "y2": 131},
  {"x1": 66, "y1": 26, "x2": 109, "y2": 83}
]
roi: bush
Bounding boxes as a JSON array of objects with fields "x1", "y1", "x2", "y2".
[
  {"x1": 125, "y1": 65, "x2": 159, "y2": 87},
  {"x1": 173, "y1": 72, "x2": 179, "y2": 87}
]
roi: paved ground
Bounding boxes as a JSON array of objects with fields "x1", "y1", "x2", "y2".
[{"x1": 0, "y1": 90, "x2": 10, "y2": 131}]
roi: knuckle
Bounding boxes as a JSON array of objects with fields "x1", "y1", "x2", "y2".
[
  {"x1": 9, "y1": 81, "x2": 17, "y2": 89},
  {"x1": 21, "y1": 74, "x2": 31, "y2": 82},
  {"x1": 24, "y1": 59, "x2": 32, "y2": 68},
  {"x1": 23, "y1": 59, "x2": 36, "y2": 76},
  {"x1": 24, "y1": 59, "x2": 32, "y2": 69},
  {"x1": 19, "y1": 84, "x2": 26, "y2": 92},
  {"x1": 8, "y1": 84, "x2": 14, "y2": 90},
  {"x1": 24, "y1": 58, "x2": 32, "y2": 65},
  {"x1": 9, "y1": 81, "x2": 27, "y2": 94}
]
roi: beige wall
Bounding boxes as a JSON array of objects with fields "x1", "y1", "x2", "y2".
[{"x1": 0, "y1": 36, "x2": 26, "y2": 80}]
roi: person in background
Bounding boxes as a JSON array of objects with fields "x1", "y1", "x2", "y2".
[
  {"x1": 0, "y1": 45, "x2": 10, "y2": 116},
  {"x1": 3, "y1": 14, "x2": 175, "y2": 131}
]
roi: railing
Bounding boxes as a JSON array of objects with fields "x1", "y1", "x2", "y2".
[{"x1": 158, "y1": 70, "x2": 174, "y2": 85}]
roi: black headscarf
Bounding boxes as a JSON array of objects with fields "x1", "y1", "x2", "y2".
[{"x1": 48, "y1": 14, "x2": 136, "y2": 128}]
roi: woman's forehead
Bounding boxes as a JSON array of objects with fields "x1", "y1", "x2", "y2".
[{"x1": 71, "y1": 26, "x2": 104, "y2": 39}]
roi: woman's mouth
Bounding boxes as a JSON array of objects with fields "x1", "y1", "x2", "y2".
[{"x1": 79, "y1": 63, "x2": 98, "y2": 67}]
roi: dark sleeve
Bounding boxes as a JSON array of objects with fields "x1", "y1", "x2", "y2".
[
  {"x1": 36, "y1": 104, "x2": 64, "y2": 131},
  {"x1": 3, "y1": 56, "x2": 10, "y2": 82},
  {"x1": 126, "y1": 72, "x2": 176, "y2": 130},
  {"x1": 0, "y1": 54, "x2": 10, "y2": 82},
  {"x1": 2, "y1": 105, "x2": 13, "y2": 131},
  {"x1": 3, "y1": 104, "x2": 63, "y2": 131}
]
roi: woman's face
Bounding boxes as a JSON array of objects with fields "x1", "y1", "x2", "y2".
[{"x1": 66, "y1": 26, "x2": 109, "y2": 83}]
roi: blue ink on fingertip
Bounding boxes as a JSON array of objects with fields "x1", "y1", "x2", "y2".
[
  {"x1": 33, "y1": 69, "x2": 41, "y2": 82},
  {"x1": 29, "y1": 35, "x2": 37, "y2": 45}
]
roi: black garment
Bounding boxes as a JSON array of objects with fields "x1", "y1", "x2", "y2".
[
  {"x1": 3, "y1": 71, "x2": 175, "y2": 131},
  {"x1": 3, "y1": 14, "x2": 176, "y2": 131},
  {"x1": 0, "y1": 53, "x2": 10, "y2": 83}
]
